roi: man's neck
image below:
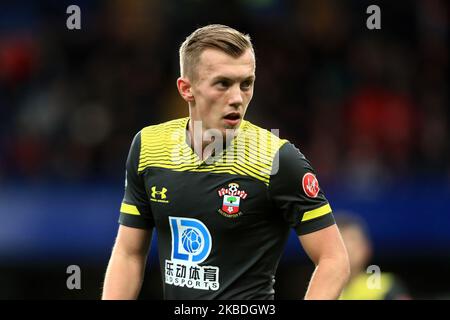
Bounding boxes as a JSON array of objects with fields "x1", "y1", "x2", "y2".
[{"x1": 187, "y1": 119, "x2": 239, "y2": 161}]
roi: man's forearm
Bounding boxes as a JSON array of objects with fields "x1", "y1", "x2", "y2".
[
  {"x1": 304, "y1": 257, "x2": 350, "y2": 300},
  {"x1": 102, "y1": 250, "x2": 147, "y2": 300}
]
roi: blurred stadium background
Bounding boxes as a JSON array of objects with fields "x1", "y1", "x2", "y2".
[{"x1": 0, "y1": 0, "x2": 448, "y2": 299}]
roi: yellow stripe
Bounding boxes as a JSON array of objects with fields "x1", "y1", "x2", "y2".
[
  {"x1": 140, "y1": 157, "x2": 198, "y2": 165},
  {"x1": 192, "y1": 168, "x2": 237, "y2": 176},
  {"x1": 232, "y1": 146, "x2": 274, "y2": 164},
  {"x1": 140, "y1": 158, "x2": 199, "y2": 166},
  {"x1": 138, "y1": 162, "x2": 199, "y2": 172},
  {"x1": 199, "y1": 162, "x2": 269, "y2": 182},
  {"x1": 214, "y1": 159, "x2": 265, "y2": 177},
  {"x1": 301, "y1": 203, "x2": 332, "y2": 222},
  {"x1": 137, "y1": 117, "x2": 287, "y2": 185},
  {"x1": 120, "y1": 203, "x2": 140, "y2": 216}
]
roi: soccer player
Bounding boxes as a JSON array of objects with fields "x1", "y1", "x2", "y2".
[
  {"x1": 336, "y1": 213, "x2": 411, "y2": 300},
  {"x1": 102, "y1": 24, "x2": 350, "y2": 300}
]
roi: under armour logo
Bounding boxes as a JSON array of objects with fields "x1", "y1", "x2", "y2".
[
  {"x1": 151, "y1": 186, "x2": 167, "y2": 199},
  {"x1": 151, "y1": 186, "x2": 169, "y2": 203}
]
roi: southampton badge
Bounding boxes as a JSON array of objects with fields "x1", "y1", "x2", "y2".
[{"x1": 217, "y1": 183, "x2": 248, "y2": 218}]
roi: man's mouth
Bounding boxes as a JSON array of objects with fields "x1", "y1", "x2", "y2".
[
  {"x1": 223, "y1": 112, "x2": 241, "y2": 120},
  {"x1": 223, "y1": 112, "x2": 241, "y2": 126}
]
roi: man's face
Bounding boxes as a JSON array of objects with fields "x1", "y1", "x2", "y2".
[{"x1": 189, "y1": 48, "x2": 255, "y2": 136}]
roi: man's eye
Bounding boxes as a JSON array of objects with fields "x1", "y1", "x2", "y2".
[
  {"x1": 217, "y1": 81, "x2": 230, "y2": 88},
  {"x1": 241, "y1": 81, "x2": 253, "y2": 89}
]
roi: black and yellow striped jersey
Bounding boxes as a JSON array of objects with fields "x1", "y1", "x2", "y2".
[{"x1": 118, "y1": 117, "x2": 335, "y2": 299}]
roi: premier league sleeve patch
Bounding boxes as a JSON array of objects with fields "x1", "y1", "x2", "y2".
[{"x1": 302, "y1": 172, "x2": 320, "y2": 198}]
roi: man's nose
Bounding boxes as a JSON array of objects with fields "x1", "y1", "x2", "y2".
[{"x1": 228, "y1": 85, "x2": 243, "y2": 108}]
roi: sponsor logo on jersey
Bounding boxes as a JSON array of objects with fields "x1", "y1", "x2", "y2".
[
  {"x1": 217, "y1": 183, "x2": 248, "y2": 218},
  {"x1": 166, "y1": 217, "x2": 219, "y2": 291},
  {"x1": 150, "y1": 186, "x2": 169, "y2": 203},
  {"x1": 302, "y1": 173, "x2": 320, "y2": 198}
]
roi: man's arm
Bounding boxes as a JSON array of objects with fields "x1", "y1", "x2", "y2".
[
  {"x1": 300, "y1": 224, "x2": 350, "y2": 300},
  {"x1": 102, "y1": 225, "x2": 153, "y2": 300}
]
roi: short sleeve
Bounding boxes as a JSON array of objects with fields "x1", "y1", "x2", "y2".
[
  {"x1": 118, "y1": 131, "x2": 154, "y2": 229},
  {"x1": 268, "y1": 142, "x2": 335, "y2": 235}
]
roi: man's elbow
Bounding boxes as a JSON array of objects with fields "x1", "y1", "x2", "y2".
[
  {"x1": 320, "y1": 252, "x2": 351, "y2": 285},
  {"x1": 334, "y1": 252, "x2": 351, "y2": 285},
  {"x1": 341, "y1": 256, "x2": 351, "y2": 285}
]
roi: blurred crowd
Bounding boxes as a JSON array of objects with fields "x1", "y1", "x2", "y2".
[{"x1": 0, "y1": 0, "x2": 448, "y2": 185}]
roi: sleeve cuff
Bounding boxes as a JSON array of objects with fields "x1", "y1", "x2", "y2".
[
  {"x1": 118, "y1": 212, "x2": 154, "y2": 229},
  {"x1": 294, "y1": 212, "x2": 336, "y2": 236}
]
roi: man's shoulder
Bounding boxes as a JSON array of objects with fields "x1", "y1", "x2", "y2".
[
  {"x1": 240, "y1": 120, "x2": 289, "y2": 152},
  {"x1": 241, "y1": 121, "x2": 312, "y2": 178},
  {"x1": 140, "y1": 117, "x2": 189, "y2": 136},
  {"x1": 243, "y1": 121, "x2": 307, "y2": 160},
  {"x1": 138, "y1": 117, "x2": 189, "y2": 148},
  {"x1": 134, "y1": 118, "x2": 190, "y2": 173}
]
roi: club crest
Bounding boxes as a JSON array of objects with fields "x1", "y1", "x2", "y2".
[{"x1": 217, "y1": 183, "x2": 248, "y2": 218}]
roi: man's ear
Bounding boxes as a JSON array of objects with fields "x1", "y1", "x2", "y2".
[{"x1": 177, "y1": 77, "x2": 194, "y2": 102}]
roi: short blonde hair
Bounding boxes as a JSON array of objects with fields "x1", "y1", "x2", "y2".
[{"x1": 179, "y1": 24, "x2": 254, "y2": 80}]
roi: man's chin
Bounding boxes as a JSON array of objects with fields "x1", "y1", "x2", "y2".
[{"x1": 223, "y1": 118, "x2": 241, "y2": 128}]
